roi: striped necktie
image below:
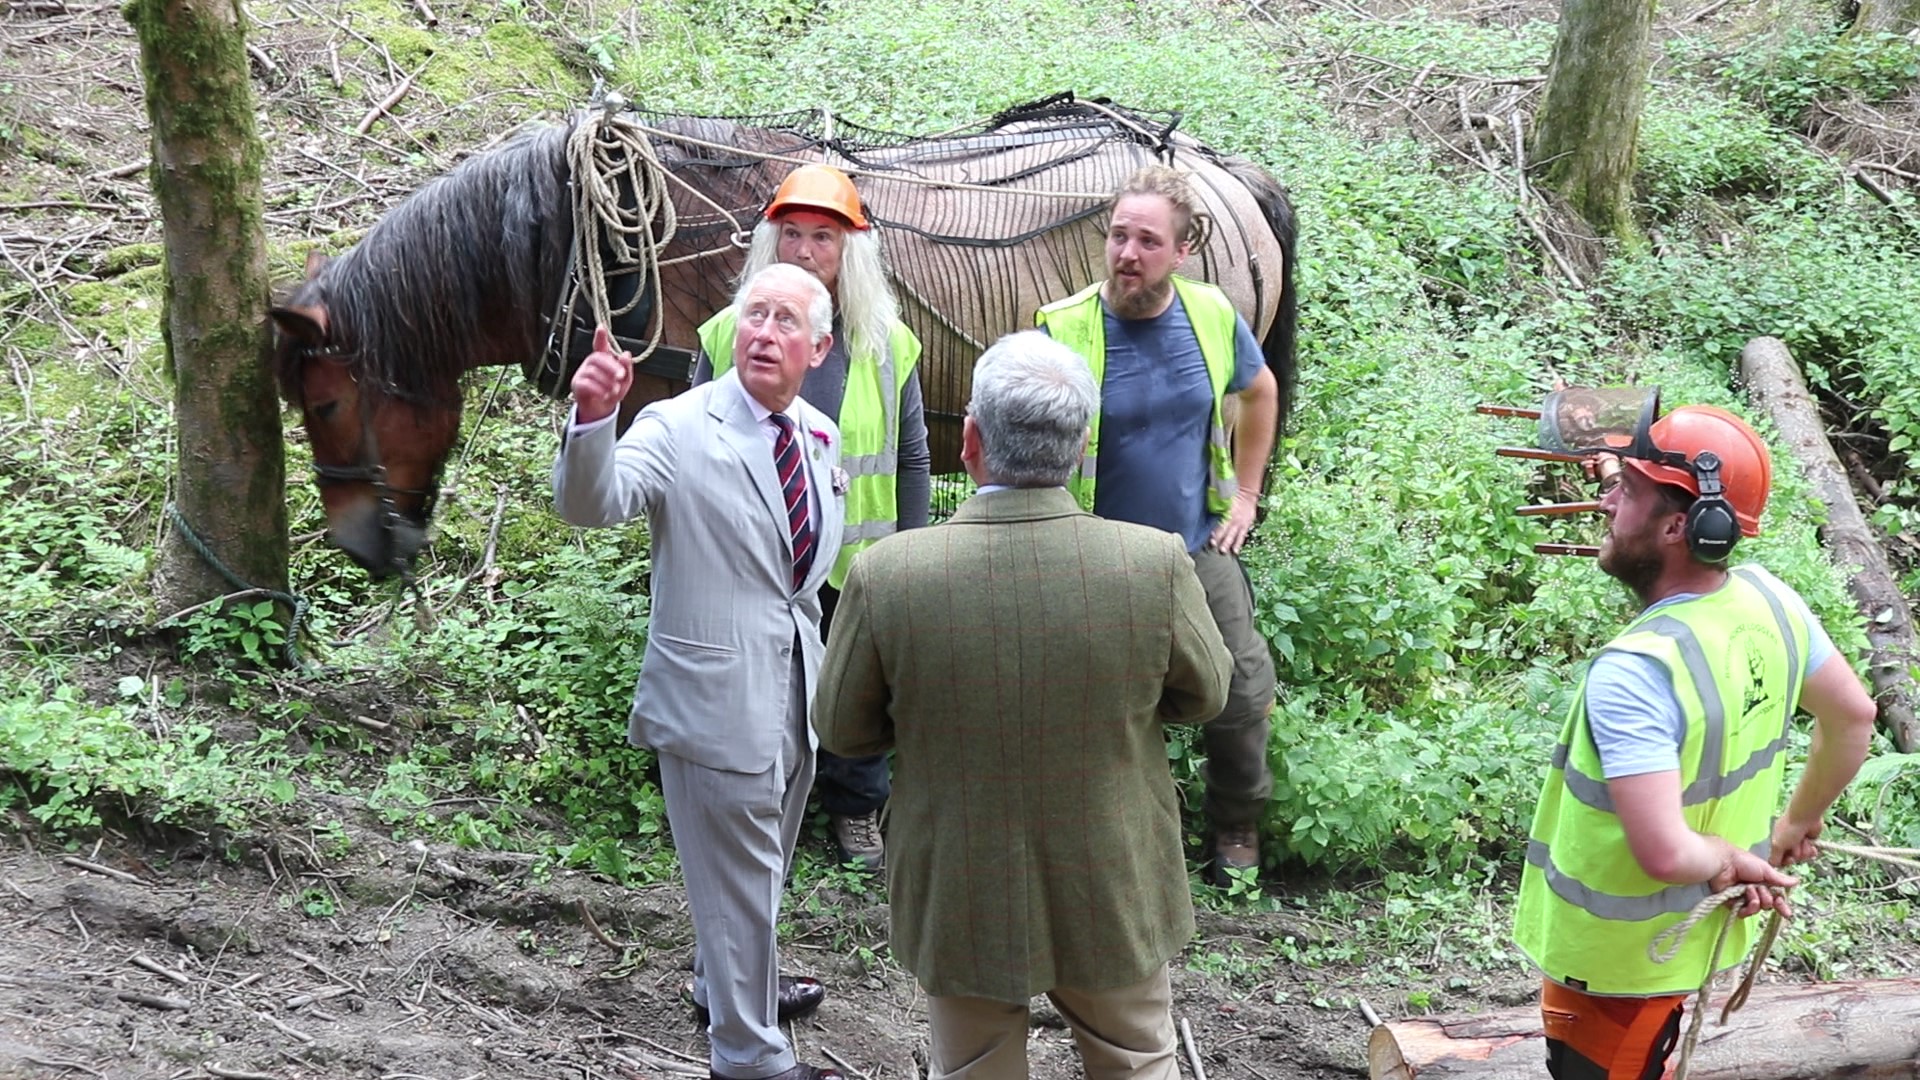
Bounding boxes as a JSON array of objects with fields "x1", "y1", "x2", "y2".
[{"x1": 770, "y1": 414, "x2": 815, "y2": 589}]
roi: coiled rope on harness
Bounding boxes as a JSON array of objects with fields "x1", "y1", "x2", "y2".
[
  {"x1": 163, "y1": 502, "x2": 312, "y2": 669},
  {"x1": 556, "y1": 109, "x2": 679, "y2": 372},
  {"x1": 1647, "y1": 839, "x2": 1920, "y2": 1080}
]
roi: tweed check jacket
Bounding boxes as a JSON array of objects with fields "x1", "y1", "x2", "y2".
[{"x1": 815, "y1": 487, "x2": 1231, "y2": 1004}]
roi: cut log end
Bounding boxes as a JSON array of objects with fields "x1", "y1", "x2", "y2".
[{"x1": 1366, "y1": 978, "x2": 1920, "y2": 1080}]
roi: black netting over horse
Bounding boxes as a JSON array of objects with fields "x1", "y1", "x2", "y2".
[
  {"x1": 271, "y1": 92, "x2": 1296, "y2": 575},
  {"x1": 607, "y1": 91, "x2": 1296, "y2": 468}
]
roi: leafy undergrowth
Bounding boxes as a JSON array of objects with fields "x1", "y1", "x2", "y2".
[{"x1": 4, "y1": 0, "x2": 1919, "y2": 1014}]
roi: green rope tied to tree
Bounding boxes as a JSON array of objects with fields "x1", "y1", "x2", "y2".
[
  {"x1": 1648, "y1": 839, "x2": 1920, "y2": 1080},
  {"x1": 163, "y1": 502, "x2": 311, "y2": 668}
]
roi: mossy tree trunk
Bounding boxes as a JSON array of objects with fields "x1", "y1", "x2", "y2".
[
  {"x1": 128, "y1": 0, "x2": 289, "y2": 622},
  {"x1": 1530, "y1": 0, "x2": 1654, "y2": 247},
  {"x1": 1848, "y1": 0, "x2": 1920, "y2": 34}
]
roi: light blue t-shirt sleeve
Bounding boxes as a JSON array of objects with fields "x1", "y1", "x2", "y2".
[
  {"x1": 1587, "y1": 568, "x2": 1838, "y2": 781},
  {"x1": 1226, "y1": 313, "x2": 1263, "y2": 394},
  {"x1": 1584, "y1": 652, "x2": 1686, "y2": 779}
]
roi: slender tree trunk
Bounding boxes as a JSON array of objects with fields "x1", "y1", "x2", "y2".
[
  {"x1": 128, "y1": 0, "x2": 288, "y2": 619},
  {"x1": 1530, "y1": 0, "x2": 1654, "y2": 246},
  {"x1": 1849, "y1": 0, "x2": 1920, "y2": 34}
]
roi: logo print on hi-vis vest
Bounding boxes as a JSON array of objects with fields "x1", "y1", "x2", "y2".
[{"x1": 1728, "y1": 622, "x2": 1779, "y2": 731}]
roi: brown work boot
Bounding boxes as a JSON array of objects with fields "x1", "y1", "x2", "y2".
[
  {"x1": 1207, "y1": 824, "x2": 1261, "y2": 886},
  {"x1": 831, "y1": 810, "x2": 884, "y2": 873}
]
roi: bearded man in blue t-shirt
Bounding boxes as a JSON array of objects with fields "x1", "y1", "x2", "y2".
[{"x1": 1037, "y1": 165, "x2": 1282, "y2": 882}]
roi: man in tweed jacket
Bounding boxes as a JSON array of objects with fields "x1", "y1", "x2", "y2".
[{"x1": 816, "y1": 331, "x2": 1232, "y2": 1079}]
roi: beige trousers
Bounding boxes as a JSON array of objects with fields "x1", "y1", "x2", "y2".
[{"x1": 926, "y1": 965, "x2": 1177, "y2": 1080}]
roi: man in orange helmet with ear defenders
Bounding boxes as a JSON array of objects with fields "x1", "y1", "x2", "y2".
[{"x1": 1512, "y1": 401, "x2": 1878, "y2": 1079}]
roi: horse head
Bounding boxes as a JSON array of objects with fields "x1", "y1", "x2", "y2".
[{"x1": 270, "y1": 252, "x2": 457, "y2": 580}]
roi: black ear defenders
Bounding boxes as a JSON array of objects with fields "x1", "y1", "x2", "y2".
[{"x1": 1685, "y1": 450, "x2": 1739, "y2": 563}]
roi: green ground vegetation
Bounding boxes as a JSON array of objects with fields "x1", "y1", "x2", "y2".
[{"x1": 4, "y1": 0, "x2": 1918, "y2": 1003}]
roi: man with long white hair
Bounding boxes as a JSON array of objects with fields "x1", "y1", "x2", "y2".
[{"x1": 693, "y1": 163, "x2": 930, "y2": 874}]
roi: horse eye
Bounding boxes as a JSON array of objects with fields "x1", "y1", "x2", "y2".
[{"x1": 313, "y1": 401, "x2": 339, "y2": 421}]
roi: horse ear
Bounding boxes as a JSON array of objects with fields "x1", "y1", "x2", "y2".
[
  {"x1": 303, "y1": 250, "x2": 330, "y2": 280},
  {"x1": 269, "y1": 304, "x2": 330, "y2": 346}
]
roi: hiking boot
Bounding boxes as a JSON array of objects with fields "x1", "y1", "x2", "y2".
[
  {"x1": 1208, "y1": 824, "x2": 1260, "y2": 886},
  {"x1": 831, "y1": 810, "x2": 884, "y2": 872}
]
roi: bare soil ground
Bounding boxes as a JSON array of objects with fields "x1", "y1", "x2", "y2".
[{"x1": 0, "y1": 815, "x2": 1399, "y2": 1080}]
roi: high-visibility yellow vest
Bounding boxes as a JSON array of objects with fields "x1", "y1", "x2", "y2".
[
  {"x1": 1034, "y1": 276, "x2": 1238, "y2": 514},
  {"x1": 699, "y1": 309, "x2": 922, "y2": 590},
  {"x1": 1513, "y1": 565, "x2": 1812, "y2": 995}
]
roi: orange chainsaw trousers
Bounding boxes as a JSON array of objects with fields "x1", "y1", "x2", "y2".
[{"x1": 1540, "y1": 979, "x2": 1686, "y2": 1080}]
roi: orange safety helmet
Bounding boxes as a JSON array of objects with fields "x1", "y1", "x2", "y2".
[
  {"x1": 1620, "y1": 404, "x2": 1772, "y2": 538},
  {"x1": 765, "y1": 164, "x2": 869, "y2": 231}
]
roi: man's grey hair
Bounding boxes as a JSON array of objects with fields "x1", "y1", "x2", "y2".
[
  {"x1": 744, "y1": 217, "x2": 900, "y2": 361},
  {"x1": 733, "y1": 262, "x2": 834, "y2": 345},
  {"x1": 968, "y1": 331, "x2": 1100, "y2": 488}
]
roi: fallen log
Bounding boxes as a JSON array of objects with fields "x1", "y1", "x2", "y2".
[
  {"x1": 1737, "y1": 335, "x2": 1920, "y2": 754},
  {"x1": 1368, "y1": 977, "x2": 1920, "y2": 1079}
]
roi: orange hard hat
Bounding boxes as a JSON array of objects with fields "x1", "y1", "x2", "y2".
[
  {"x1": 1620, "y1": 405, "x2": 1772, "y2": 537},
  {"x1": 765, "y1": 164, "x2": 869, "y2": 231}
]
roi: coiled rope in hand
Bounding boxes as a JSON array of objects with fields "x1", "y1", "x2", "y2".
[{"x1": 1647, "y1": 839, "x2": 1920, "y2": 1080}]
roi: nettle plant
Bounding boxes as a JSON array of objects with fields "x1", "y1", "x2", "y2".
[{"x1": 172, "y1": 599, "x2": 289, "y2": 669}]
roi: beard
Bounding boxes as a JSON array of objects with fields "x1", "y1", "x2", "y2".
[
  {"x1": 1107, "y1": 273, "x2": 1174, "y2": 320},
  {"x1": 1599, "y1": 529, "x2": 1662, "y2": 605}
]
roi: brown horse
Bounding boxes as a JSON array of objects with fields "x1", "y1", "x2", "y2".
[{"x1": 271, "y1": 94, "x2": 1297, "y2": 578}]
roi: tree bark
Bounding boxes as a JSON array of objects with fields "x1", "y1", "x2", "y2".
[
  {"x1": 1369, "y1": 978, "x2": 1920, "y2": 1079},
  {"x1": 1530, "y1": 0, "x2": 1654, "y2": 245},
  {"x1": 1849, "y1": 0, "x2": 1920, "y2": 35},
  {"x1": 129, "y1": 0, "x2": 288, "y2": 617},
  {"x1": 1738, "y1": 336, "x2": 1920, "y2": 754}
]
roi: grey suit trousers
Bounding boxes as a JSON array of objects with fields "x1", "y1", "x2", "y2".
[{"x1": 661, "y1": 642, "x2": 816, "y2": 1078}]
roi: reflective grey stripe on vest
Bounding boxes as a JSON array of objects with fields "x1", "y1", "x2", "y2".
[
  {"x1": 1552, "y1": 739, "x2": 1617, "y2": 813},
  {"x1": 1555, "y1": 615, "x2": 1724, "y2": 813},
  {"x1": 843, "y1": 519, "x2": 897, "y2": 544},
  {"x1": 1080, "y1": 454, "x2": 1098, "y2": 481},
  {"x1": 1526, "y1": 837, "x2": 1769, "y2": 921},
  {"x1": 845, "y1": 451, "x2": 896, "y2": 478},
  {"x1": 863, "y1": 341, "x2": 900, "y2": 479},
  {"x1": 1212, "y1": 476, "x2": 1238, "y2": 504},
  {"x1": 1690, "y1": 566, "x2": 1801, "y2": 804},
  {"x1": 1557, "y1": 571, "x2": 1806, "y2": 813},
  {"x1": 1210, "y1": 421, "x2": 1236, "y2": 506}
]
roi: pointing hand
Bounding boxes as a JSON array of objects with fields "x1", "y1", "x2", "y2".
[{"x1": 570, "y1": 325, "x2": 633, "y2": 425}]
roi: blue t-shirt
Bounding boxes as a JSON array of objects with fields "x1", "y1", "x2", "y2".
[
  {"x1": 1068, "y1": 295, "x2": 1264, "y2": 552},
  {"x1": 1585, "y1": 565, "x2": 1837, "y2": 778}
]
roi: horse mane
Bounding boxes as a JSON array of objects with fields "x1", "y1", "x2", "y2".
[
  {"x1": 1219, "y1": 153, "x2": 1297, "y2": 430},
  {"x1": 278, "y1": 121, "x2": 575, "y2": 405}
]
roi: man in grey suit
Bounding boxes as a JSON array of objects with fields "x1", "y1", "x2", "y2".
[{"x1": 554, "y1": 262, "x2": 847, "y2": 1080}]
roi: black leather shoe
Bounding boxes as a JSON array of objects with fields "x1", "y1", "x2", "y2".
[
  {"x1": 712, "y1": 1064, "x2": 842, "y2": 1080},
  {"x1": 688, "y1": 975, "x2": 827, "y2": 1027}
]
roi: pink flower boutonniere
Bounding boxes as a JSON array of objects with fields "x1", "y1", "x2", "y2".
[{"x1": 809, "y1": 427, "x2": 832, "y2": 456}]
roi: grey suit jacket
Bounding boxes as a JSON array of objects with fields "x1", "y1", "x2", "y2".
[{"x1": 553, "y1": 371, "x2": 845, "y2": 773}]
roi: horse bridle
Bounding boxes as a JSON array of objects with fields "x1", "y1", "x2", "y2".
[{"x1": 295, "y1": 343, "x2": 441, "y2": 578}]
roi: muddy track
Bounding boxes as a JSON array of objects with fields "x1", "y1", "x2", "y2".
[{"x1": 0, "y1": 822, "x2": 1395, "y2": 1080}]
